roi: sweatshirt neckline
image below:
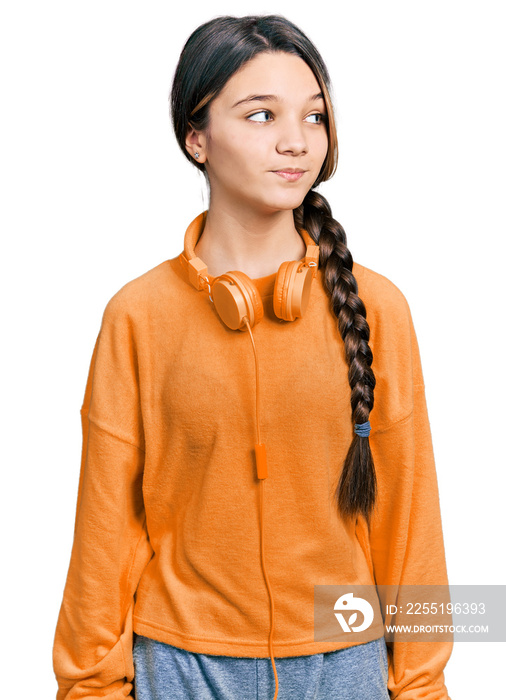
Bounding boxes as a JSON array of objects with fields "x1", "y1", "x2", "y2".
[
  {"x1": 208, "y1": 268, "x2": 279, "y2": 299},
  {"x1": 175, "y1": 259, "x2": 282, "y2": 299}
]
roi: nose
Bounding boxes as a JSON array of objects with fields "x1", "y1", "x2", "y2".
[{"x1": 275, "y1": 116, "x2": 308, "y2": 156}]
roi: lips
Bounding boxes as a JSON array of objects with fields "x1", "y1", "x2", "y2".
[{"x1": 272, "y1": 169, "x2": 306, "y2": 182}]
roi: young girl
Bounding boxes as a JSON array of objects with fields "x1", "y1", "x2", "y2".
[{"x1": 53, "y1": 15, "x2": 453, "y2": 700}]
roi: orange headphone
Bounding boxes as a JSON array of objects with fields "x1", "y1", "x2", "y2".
[
  {"x1": 178, "y1": 211, "x2": 320, "y2": 700},
  {"x1": 179, "y1": 211, "x2": 320, "y2": 331}
]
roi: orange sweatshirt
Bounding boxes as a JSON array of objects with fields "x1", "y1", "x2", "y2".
[{"x1": 53, "y1": 212, "x2": 453, "y2": 699}]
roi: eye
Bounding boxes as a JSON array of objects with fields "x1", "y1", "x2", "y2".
[
  {"x1": 247, "y1": 110, "x2": 273, "y2": 123},
  {"x1": 305, "y1": 113, "x2": 326, "y2": 124}
]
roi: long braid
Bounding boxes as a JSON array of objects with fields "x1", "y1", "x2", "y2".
[{"x1": 295, "y1": 190, "x2": 377, "y2": 526}]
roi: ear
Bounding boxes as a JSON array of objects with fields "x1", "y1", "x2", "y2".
[{"x1": 185, "y1": 126, "x2": 207, "y2": 164}]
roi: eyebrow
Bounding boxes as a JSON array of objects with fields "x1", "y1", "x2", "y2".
[{"x1": 232, "y1": 92, "x2": 324, "y2": 108}]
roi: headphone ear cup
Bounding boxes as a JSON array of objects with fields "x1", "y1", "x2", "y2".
[
  {"x1": 211, "y1": 270, "x2": 264, "y2": 331},
  {"x1": 273, "y1": 261, "x2": 315, "y2": 321}
]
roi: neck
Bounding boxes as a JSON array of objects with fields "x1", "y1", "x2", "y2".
[{"x1": 194, "y1": 202, "x2": 307, "y2": 279}]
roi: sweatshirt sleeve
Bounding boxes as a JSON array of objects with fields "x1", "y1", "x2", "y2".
[
  {"x1": 52, "y1": 293, "x2": 154, "y2": 699},
  {"x1": 363, "y1": 296, "x2": 453, "y2": 699}
]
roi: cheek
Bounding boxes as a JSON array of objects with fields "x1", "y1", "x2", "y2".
[
  {"x1": 212, "y1": 135, "x2": 269, "y2": 184},
  {"x1": 313, "y1": 132, "x2": 329, "y2": 166},
  {"x1": 208, "y1": 129, "x2": 256, "y2": 172}
]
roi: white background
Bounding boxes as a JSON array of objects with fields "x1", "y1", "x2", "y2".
[{"x1": 1, "y1": 1, "x2": 505, "y2": 697}]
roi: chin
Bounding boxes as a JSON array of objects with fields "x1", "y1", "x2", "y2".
[
  {"x1": 277, "y1": 196, "x2": 307, "y2": 212},
  {"x1": 263, "y1": 191, "x2": 309, "y2": 212}
]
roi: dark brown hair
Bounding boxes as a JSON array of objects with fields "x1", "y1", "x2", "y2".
[{"x1": 170, "y1": 15, "x2": 377, "y2": 526}]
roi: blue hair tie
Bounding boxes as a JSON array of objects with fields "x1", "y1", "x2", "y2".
[{"x1": 354, "y1": 421, "x2": 371, "y2": 438}]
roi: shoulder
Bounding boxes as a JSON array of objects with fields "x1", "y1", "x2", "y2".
[
  {"x1": 351, "y1": 261, "x2": 415, "y2": 346},
  {"x1": 352, "y1": 261, "x2": 411, "y2": 322},
  {"x1": 350, "y1": 260, "x2": 416, "y2": 350},
  {"x1": 101, "y1": 257, "x2": 184, "y2": 325}
]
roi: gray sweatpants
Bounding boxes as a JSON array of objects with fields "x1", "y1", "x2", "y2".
[{"x1": 132, "y1": 633, "x2": 390, "y2": 699}]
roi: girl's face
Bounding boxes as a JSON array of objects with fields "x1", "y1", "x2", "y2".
[{"x1": 186, "y1": 51, "x2": 329, "y2": 216}]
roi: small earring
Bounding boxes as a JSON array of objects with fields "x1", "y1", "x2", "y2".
[{"x1": 194, "y1": 152, "x2": 200, "y2": 159}]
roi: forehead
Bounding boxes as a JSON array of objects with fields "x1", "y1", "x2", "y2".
[{"x1": 217, "y1": 52, "x2": 322, "y2": 105}]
